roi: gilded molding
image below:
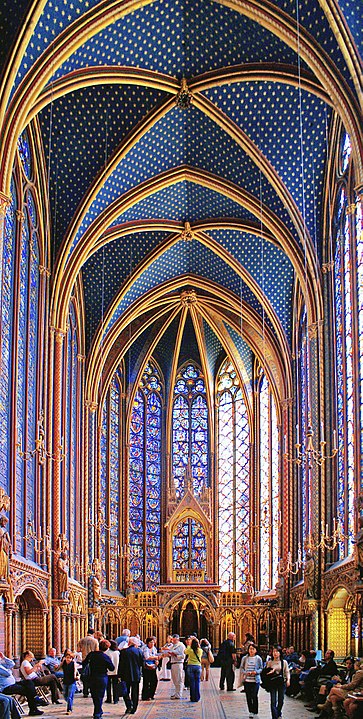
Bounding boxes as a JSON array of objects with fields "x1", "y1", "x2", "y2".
[
  {"x1": 0, "y1": 193, "x2": 11, "y2": 216},
  {"x1": 346, "y1": 202, "x2": 357, "y2": 215},
  {"x1": 280, "y1": 397, "x2": 293, "y2": 410},
  {"x1": 308, "y1": 319, "x2": 324, "y2": 339}
]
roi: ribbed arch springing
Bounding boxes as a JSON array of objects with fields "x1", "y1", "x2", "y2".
[{"x1": 217, "y1": 359, "x2": 250, "y2": 592}]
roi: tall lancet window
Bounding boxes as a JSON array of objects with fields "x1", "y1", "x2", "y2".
[
  {"x1": 217, "y1": 360, "x2": 250, "y2": 592},
  {"x1": 129, "y1": 361, "x2": 162, "y2": 591},
  {"x1": 259, "y1": 372, "x2": 279, "y2": 590},
  {"x1": 15, "y1": 131, "x2": 40, "y2": 559},
  {"x1": 100, "y1": 369, "x2": 122, "y2": 590},
  {"x1": 172, "y1": 362, "x2": 208, "y2": 499},
  {"x1": 333, "y1": 131, "x2": 355, "y2": 556}
]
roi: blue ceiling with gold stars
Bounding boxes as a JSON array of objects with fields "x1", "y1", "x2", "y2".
[{"x1": 3, "y1": 0, "x2": 362, "y2": 388}]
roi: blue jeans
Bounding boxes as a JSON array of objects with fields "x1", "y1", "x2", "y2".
[
  {"x1": 245, "y1": 681, "x2": 259, "y2": 715},
  {"x1": 187, "y1": 665, "x2": 202, "y2": 702},
  {"x1": 90, "y1": 676, "x2": 108, "y2": 719},
  {"x1": 63, "y1": 683, "x2": 76, "y2": 712},
  {"x1": 270, "y1": 682, "x2": 285, "y2": 719}
]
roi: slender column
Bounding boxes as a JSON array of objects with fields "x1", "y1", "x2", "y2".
[
  {"x1": 0, "y1": 193, "x2": 11, "y2": 316},
  {"x1": 51, "y1": 326, "x2": 66, "y2": 648}
]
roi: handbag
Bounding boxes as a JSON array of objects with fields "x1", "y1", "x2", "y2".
[
  {"x1": 208, "y1": 650, "x2": 214, "y2": 664},
  {"x1": 82, "y1": 661, "x2": 91, "y2": 679},
  {"x1": 118, "y1": 680, "x2": 128, "y2": 698}
]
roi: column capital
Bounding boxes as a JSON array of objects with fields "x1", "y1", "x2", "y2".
[
  {"x1": 39, "y1": 265, "x2": 51, "y2": 277},
  {"x1": 0, "y1": 193, "x2": 11, "y2": 217},
  {"x1": 50, "y1": 326, "x2": 66, "y2": 344},
  {"x1": 308, "y1": 319, "x2": 324, "y2": 339},
  {"x1": 85, "y1": 399, "x2": 98, "y2": 412},
  {"x1": 15, "y1": 209, "x2": 24, "y2": 223},
  {"x1": 322, "y1": 261, "x2": 334, "y2": 274},
  {"x1": 346, "y1": 202, "x2": 357, "y2": 216},
  {"x1": 280, "y1": 397, "x2": 293, "y2": 410}
]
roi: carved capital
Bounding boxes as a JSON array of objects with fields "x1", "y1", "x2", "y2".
[
  {"x1": 280, "y1": 397, "x2": 293, "y2": 410},
  {"x1": 77, "y1": 354, "x2": 86, "y2": 363},
  {"x1": 346, "y1": 202, "x2": 356, "y2": 216},
  {"x1": 39, "y1": 265, "x2": 51, "y2": 277},
  {"x1": 85, "y1": 399, "x2": 98, "y2": 412},
  {"x1": 322, "y1": 261, "x2": 334, "y2": 274},
  {"x1": 308, "y1": 319, "x2": 324, "y2": 339},
  {"x1": 0, "y1": 193, "x2": 11, "y2": 217},
  {"x1": 50, "y1": 326, "x2": 66, "y2": 344},
  {"x1": 15, "y1": 210, "x2": 24, "y2": 223}
]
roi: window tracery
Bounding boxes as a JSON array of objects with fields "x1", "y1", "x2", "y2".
[{"x1": 172, "y1": 363, "x2": 208, "y2": 499}]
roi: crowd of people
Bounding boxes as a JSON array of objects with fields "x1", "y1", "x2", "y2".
[{"x1": 0, "y1": 630, "x2": 362, "y2": 719}]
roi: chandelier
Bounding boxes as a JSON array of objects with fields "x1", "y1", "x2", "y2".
[
  {"x1": 17, "y1": 410, "x2": 65, "y2": 464},
  {"x1": 284, "y1": 414, "x2": 338, "y2": 467}
]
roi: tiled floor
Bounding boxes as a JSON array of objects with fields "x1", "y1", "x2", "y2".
[{"x1": 34, "y1": 669, "x2": 314, "y2": 719}]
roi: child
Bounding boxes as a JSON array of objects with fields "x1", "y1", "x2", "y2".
[{"x1": 60, "y1": 650, "x2": 78, "y2": 714}]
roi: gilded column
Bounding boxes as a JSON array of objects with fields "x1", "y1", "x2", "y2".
[{"x1": 51, "y1": 326, "x2": 66, "y2": 648}]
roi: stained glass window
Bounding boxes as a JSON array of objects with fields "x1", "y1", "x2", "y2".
[
  {"x1": 0, "y1": 180, "x2": 16, "y2": 494},
  {"x1": 15, "y1": 187, "x2": 40, "y2": 559},
  {"x1": 172, "y1": 518, "x2": 206, "y2": 571},
  {"x1": 18, "y1": 130, "x2": 32, "y2": 179},
  {"x1": 333, "y1": 132, "x2": 355, "y2": 556},
  {"x1": 217, "y1": 359, "x2": 250, "y2": 591},
  {"x1": 100, "y1": 371, "x2": 122, "y2": 590},
  {"x1": 129, "y1": 361, "x2": 162, "y2": 591},
  {"x1": 172, "y1": 363, "x2": 208, "y2": 499},
  {"x1": 259, "y1": 372, "x2": 279, "y2": 590}
]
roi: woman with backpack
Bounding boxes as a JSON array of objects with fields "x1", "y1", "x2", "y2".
[{"x1": 239, "y1": 643, "x2": 263, "y2": 719}]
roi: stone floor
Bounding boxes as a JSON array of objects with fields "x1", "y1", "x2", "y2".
[{"x1": 33, "y1": 669, "x2": 314, "y2": 719}]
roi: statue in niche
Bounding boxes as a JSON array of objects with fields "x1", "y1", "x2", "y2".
[
  {"x1": 303, "y1": 552, "x2": 315, "y2": 599},
  {"x1": 57, "y1": 551, "x2": 69, "y2": 599},
  {"x1": 91, "y1": 558, "x2": 102, "y2": 605},
  {"x1": 0, "y1": 514, "x2": 12, "y2": 583}
]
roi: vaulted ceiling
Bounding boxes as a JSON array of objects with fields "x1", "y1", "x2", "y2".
[{"x1": 1, "y1": 0, "x2": 362, "y2": 402}]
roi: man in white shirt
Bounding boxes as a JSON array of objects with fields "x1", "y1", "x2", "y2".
[{"x1": 168, "y1": 635, "x2": 185, "y2": 699}]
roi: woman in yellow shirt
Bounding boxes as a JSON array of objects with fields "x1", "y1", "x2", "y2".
[{"x1": 184, "y1": 638, "x2": 203, "y2": 702}]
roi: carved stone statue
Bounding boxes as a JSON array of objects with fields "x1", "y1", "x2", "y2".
[
  {"x1": 303, "y1": 552, "x2": 315, "y2": 599},
  {"x1": 56, "y1": 533, "x2": 69, "y2": 553},
  {"x1": 91, "y1": 558, "x2": 102, "y2": 605},
  {"x1": 57, "y1": 551, "x2": 69, "y2": 599},
  {"x1": 0, "y1": 514, "x2": 12, "y2": 582}
]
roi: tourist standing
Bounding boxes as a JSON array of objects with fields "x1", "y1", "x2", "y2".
[
  {"x1": 168, "y1": 634, "x2": 185, "y2": 700},
  {"x1": 184, "y1": 637, "x2": 203, "y2": 702},
  {"x1": 85, "y1": 639, "x2": 114, "y2": 719},
  {"x1": 266, "y1": 645, "x2": 290, "y2": 719},
  {"x1": 159, "y1": 636, "x2": 173, "y2": 681},
  {"x1": 118, "y1": 636, "x2": 144, "y2": 715},
  {"x1": 77, "y1": 629, "x2": 99, "y2": 698},
  {"x1": 239, "y1": 643, "x2": 263, "y2": 719},
  {"x1": 200, "y1": 638, "x2": 212, "y2": 681},
  {"x1": 141, "y1": 638, "x2": 159, "y2": 701},
  {"x1": 105, "y1": 640, "x2": 120, "y2": 704},
  {"x1": 218, "y1": 632, "x2": 237, "y2": 691}
]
